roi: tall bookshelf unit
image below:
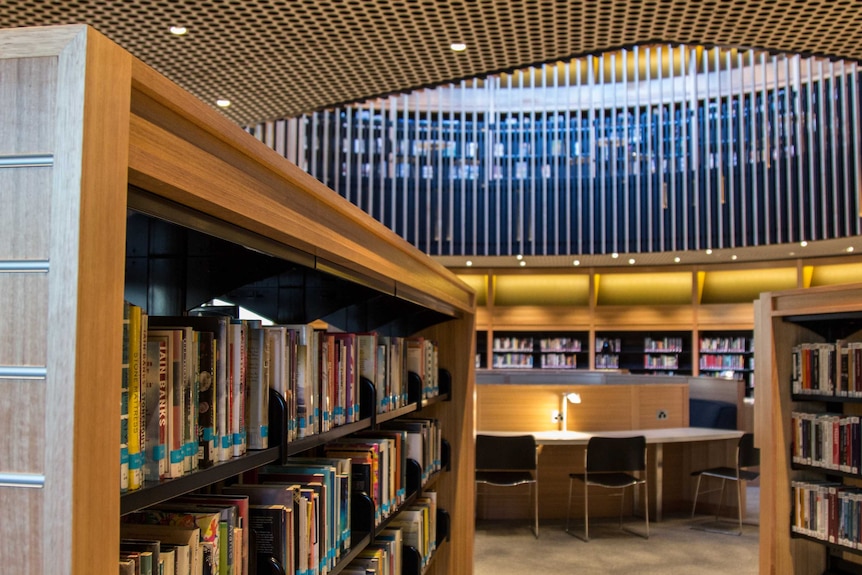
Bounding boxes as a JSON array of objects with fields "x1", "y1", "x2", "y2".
[
  {"x1": 756, "y1": 283, "x2": 862, "y2": 574},
  {"x1": 0, "y1": 26, "x2": 476, "y2": 575}
]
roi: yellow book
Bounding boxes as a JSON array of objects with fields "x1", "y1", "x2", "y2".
[{"x1": 128, "y1": 302, "x2": 143, "y2": 490}]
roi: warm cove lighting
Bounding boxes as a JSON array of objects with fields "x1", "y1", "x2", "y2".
[
  {"x1": 169, "y1": 26, "x2": 188, "y2": 36},
  {"x1": 450, "y1": 42, "x2": 467, "y2": 52},
  {"x1": 216, "y1": 99, "x2": 231, "y2": 108}
]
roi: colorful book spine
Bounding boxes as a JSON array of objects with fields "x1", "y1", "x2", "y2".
[{"x1": 120, "y1": 301, "x2": 131, "y2": 492}]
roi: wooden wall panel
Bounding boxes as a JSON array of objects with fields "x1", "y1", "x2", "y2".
[
  {"x1": 632, "y1": 384, "x2": 689, "y2": 429},
  {"x1": 0, "y1": 170, "x2": 51, "y2": 260},
  {"x1": 477, "y1": 383, "x2": 689, "y2": 432}
]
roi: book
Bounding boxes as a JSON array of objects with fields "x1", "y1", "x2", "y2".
[
  {"x1": 285, "y1": 323, "x2": 317, "y2": 438},
  {"x1": 246, "y1": 324, "x2": 269, "y2": 450},
  {"x1": 148, "y1": 330, "x2": 184, "y2": 478},
  {"x1": 175, "y1": 493, "x2": 250, "y2": 575},
  {"x1": 148, "y1": 315, "x2": 230, "y2": 465},
  {"x1": 229, "y1": 321, "x2": 245, "y2": 458},
  {"x1": 119, "y1": 522, "x2": 199, "y2": 575},
  {"x1": 197, "y1": 330, "x2": 217, "y2": 468},
  {"x1": 248, "y1": 504, "x2": 292, "y2": 575},
  {"x1": 122, "y1": 507, "x2": 220, "y2": 575},
  {"x1": 121, "y1": 301, "x2": 132, "y2": 493},
  {"x1": 128, "y1": 302, "x2": 144, "y2": 490},
  {"x1": 120, "y1": 539, "x2": 160, "y2": 575},
  {"x1": 222, "y1": 483, "x2": 306, "y2": 575},
  {"x1": 143, "y1": 338, "x2": 168, "y2": 482}
]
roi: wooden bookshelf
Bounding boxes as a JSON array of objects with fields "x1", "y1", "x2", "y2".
[
  {"x1": 756, "y1": 283, "x2": 862, "y2": 574},
  {"x1": 0, "y1": 25, "x2": 475, "y2": 575}
]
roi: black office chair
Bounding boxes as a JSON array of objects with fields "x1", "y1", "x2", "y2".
[
  {"x1": 691, "y1": 432, "x2": 759, "y2": 535},
  {"x1": 475, "y1": 434, "x2": 539, "y2": 538},
  {"x1": 566, "y1": 435, "x2": 649, "y2": 541}
]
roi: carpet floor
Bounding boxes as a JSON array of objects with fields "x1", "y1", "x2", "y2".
[{"x1": 474, "y1": 513, "x2": 759, "y2": 575}]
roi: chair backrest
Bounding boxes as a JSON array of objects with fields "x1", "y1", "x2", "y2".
[
  {"x1": 476, "y1": 434, "x2": 537, "y2": 471},
  {"x1": 585, "y1": 436, "x2": 647, "y2": 473},
  {"x1": 737, "y1": 432, "x2": 759, "y2": 469}
]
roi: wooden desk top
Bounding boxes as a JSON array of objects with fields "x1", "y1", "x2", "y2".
[{"x1": 477, "y1": 427, "x2": 744, "y2": 446}]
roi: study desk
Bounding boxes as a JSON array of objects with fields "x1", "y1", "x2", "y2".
[{"x1": 478, "y1": 427, "x2": 744, "y2": 522}]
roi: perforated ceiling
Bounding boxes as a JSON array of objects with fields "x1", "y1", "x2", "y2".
[{"x1": 2, "y1": 1, "x2": 861, "y2": 125}]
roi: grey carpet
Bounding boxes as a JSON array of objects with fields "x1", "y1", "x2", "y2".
[{"x1": 474, "y1": 514, "x2": 759, "y2": 575}]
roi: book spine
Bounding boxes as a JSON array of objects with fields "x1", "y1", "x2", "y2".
[
  {"x1": 197, "y1": 331, "x2": 216, "y2": 468},
  {"x1": 246, "y1": 326, "x2": 268, "y2": 450},
  {"x1": 120, "y1": 301, "x2": 131, "y2": 492},
  {"x1": 127, "y1": 303, "x2": 144, "y2": 490},
  {"x1": 229, "y1": 321, "x2": 242, "y2": 458}
]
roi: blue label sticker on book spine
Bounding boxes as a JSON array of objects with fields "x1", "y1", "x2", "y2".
[
  {"x1": 170, "y1": 449, "x2": 184, "y2": 465},
  {"x1": 152, "y1": 445, "x2": 166, "y2": 461}
]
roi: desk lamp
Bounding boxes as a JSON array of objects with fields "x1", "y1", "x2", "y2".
[{"x1": 560, "y1": 392, "x2": 582, "y2": 432}]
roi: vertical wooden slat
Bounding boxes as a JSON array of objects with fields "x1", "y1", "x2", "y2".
[
  {"x1": 622, "y1": 50, "x2": 631, "y2": 254},
  {"x1": 646, "y1": 47, "x2": 654, "y2": 253},
  {"x1": 634, "y1": 47, "x2": 643, "y2": 253},
  {"x1": 771, "y1": 55, "x2": 781, "y2": 244},
  {"x1": 610, "y1": 52, "x2": 618, "y2": 254}
]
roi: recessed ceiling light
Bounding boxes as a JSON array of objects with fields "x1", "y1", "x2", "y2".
[
  {"x1": 628, "y1": 258, "x2": 636, "y2": 265},
  {"x1": 450, "y1": 42, "x2": 467, "y2": 52},
  {"x1": 611, "y1": 253, "x2": 619, "y2": 259},
  {"x1": 516, "y1": 254, "x2": 523, "y2": 261},
  {"x1": 848, "y1": 247, "x2": 855, "y2": 253},
  {"x1": 705, "y1": 249, "x2": 713, "y2": 255},
  {"x1": 169, "y1": 26, "x2": 188, "y2": 36},
  {"x1": 800, "y1": 240, "x2": 808, "y2": 247},
  {"x1": 466, "y1": 260, "x2": 473, "y2": 266},
  {"x1": 674, "y1": 256, "x2": 681, "y2": 263},
  {"x1": 216, "y1": 99, "x2": 231, "y2": 108},
  {"x1": 519, "y1": 260, "x2": 526, "y2": 267},
  {"x1": 573, "y1": 259, "x2": 580, "y2": 266},
  {"x1": 731, "y1": 255, "x2": 738, "y2": 260}
]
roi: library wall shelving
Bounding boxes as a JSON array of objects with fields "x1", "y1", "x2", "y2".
[
  {"x1": 0, "y1": 25, "x2": 476, "y2": 575},
  {"x1": 756, "y1": 283, "x2": 862, "y2": 575}
]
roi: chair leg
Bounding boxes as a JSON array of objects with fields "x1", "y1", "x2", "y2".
[
  {"x1": 643, "y1": 478, "x2": 650, "y2": 539},
  {"x1": 691, "y1": 474, "x2": 703, "y2": 518},
  {"x1": 715, "y1": 478, "x2": 727, "y2": 522},
  {"x1": 533, "y1": 482, "x2": 539, "y2": 538},
  {"x1": 565, "y1": 477, "x2": 573, "y2": 534},
  {"x1": 584, "y1": 480, "x2": 590, "y2": 541},
  {"x1": 736, "y1": 479, "x2": 744, "y2": 535}
]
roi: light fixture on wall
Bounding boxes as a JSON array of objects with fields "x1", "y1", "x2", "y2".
[{"x1": 560, "y1": 392, "x2": 582, "y2": 432}]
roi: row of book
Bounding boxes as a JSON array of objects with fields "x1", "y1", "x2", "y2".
[
  {"x1": 699, "y1": 354, "x2": 748, "y2": 370},
  {"x1": 699, "y1": 336, "x2": 751, "y2": 353},
  {"x1": 121, "y1": 302, "x2": 441, "y2": 492},
  {"x1": 792, "y1": 480, "x2": 862, "y2": 550},
  {"x1": 791, "y1": 411, "x2": 861, "y2": 474},
  {"x1": 791, "y1": 340, "x2": 862, "y2": 396},
  {"x1": 118, "y1": 421, "x2": 443, "y2": 575}
]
